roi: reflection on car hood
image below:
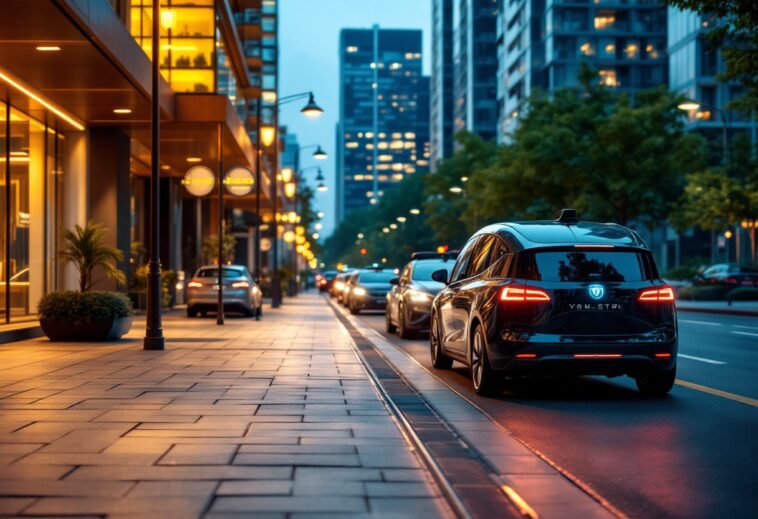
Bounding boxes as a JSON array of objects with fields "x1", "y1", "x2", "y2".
[
  {"x1": 413, "y1": 281, "x2": 445, "y2": 295},
  {"x1": 357, "y1": 283, "x2": 392, "y2": 291}
]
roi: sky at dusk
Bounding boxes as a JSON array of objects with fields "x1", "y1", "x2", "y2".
[{"x1": 279, "y1": 0, "x2": 432, "y2": 237}]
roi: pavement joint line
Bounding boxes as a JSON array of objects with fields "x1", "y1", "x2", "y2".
[
  {"x1": 675, "y1": 379, "x2": 758, "y2": 408},
  {"x1": 732, "y1": 331, "x2": 758, "y2": 338},
  {"x1": 337, "y1": 303, "x2": 628, "y2": 519},
  {"x1": 326, "y1": 296, "x2": 505, "y2": 519}
]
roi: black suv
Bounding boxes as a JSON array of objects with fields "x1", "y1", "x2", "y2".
[{"x1": 430, "y1": 210, "x2": 678, "y2": 397}]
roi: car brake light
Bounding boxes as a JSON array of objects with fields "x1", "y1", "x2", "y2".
[
  {"x1": 231, "y1": 281, "x2": 250, "y2": 289},
  {"x1": 655, "y1": 353, "x2": 672, "y2": 358},
  {"x1": 638, "y1": 286, "x2": 674, "y2": 302},
  {"x1": 187, "y1": 281, "x2": 202, "y2": 288},
  {"x1": 501, "y1": 286, "x2": 551, "y2": 302}
]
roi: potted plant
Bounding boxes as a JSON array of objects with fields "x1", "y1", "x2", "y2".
[{"x1": 37, "y1": 221, "x2": 133, "y2": 341}]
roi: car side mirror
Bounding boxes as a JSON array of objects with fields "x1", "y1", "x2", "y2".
[
  {"x1": 389, "y1": 277, "x2": 399, "y2": 285},
  {"x1": 431, "y1": 269, "x2": 448, "y2": 284}
]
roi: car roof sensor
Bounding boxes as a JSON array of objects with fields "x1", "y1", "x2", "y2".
[{"x1": 555, "y1": 208, "x2": 578, "y2": 225}]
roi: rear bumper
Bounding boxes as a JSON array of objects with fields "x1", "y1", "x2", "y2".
[
  {"x1": 187, "y1": 292, "x2": 253, "y2": 311},
  {"x1": 489, "y1": 337, "x2": 677, "y2": 376}
]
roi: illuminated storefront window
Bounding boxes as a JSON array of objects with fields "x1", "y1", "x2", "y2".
[
  {"x1": 0, "y1": 104, "x2": 64, "y2": 323},
  {"x1": 130, "y1": 0, "x2": 216, "y2": 93}
]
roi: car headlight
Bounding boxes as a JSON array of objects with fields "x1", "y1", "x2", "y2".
[
  {"x1": 408, "y1": 289, "x2": 432, "y2": 303},
  {"x1": 334, "y1": 281, "x2": 345, "y2": 291},
  {"x1": 352, "y1": 287, "x2": 367, "y2": 297}
]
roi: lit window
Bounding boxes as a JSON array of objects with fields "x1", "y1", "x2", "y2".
[
  {"x1": 598, "y1": 69, "x2": 619, "y2": 87},
  {"x1": 594, "y1": 14, "x2": 616, "y2": 30},
  {"x1": 378, "y1": 175, "x2": 389, "y2": 181},
  {"x1": 580, "y1": 42, "x2": 595, "y2": 56},
  {"x1": 378, "y1": 154, "x2": 393, "y2": 162},
  {"x1": 646, "y1": 43, "x2": 659, "y2": 59},
  {"x1": 624, "y1": 42, "x2": 639, "y2": 59},
  {"x1": 404, "y1": 132, "x2": 415, "y2": 139},
  {"x1": 347, "y1": 46, "x2": 358, "y2": 53},
  {"x1": 346, "y1": 142, "x2": 359, "y2": 149},
  {"x1": 392, "y1": 163, "x2": 404, "y2": 171},
  {"x1": 378, "y1": 142, "x2": 388, "y2": 149}
]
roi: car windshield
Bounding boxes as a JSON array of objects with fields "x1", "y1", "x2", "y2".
[
  {"x1": 323, "y1": 271, "x2": 338, "y2": 280},
  {"x1": 197, "y1": 268, "x2": 245, "y2": 279},
  {"x1": 412, "y1": 261, "x2": 454, "y2": 281},
  {"x1": 358, "y1": 271, "x2": 396, "y2": 283},
  {"x1": 524, "y1": 250, "x2": 651, "y2": 282}
]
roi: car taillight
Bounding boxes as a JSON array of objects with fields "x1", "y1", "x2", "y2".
[
  {"x1": 187, "y1": 281, "x2": 202, "y2": 288},
  {"x1": 231, "y1": 281, "x2": 250, "y2": 289},
  {"x1": 638, "y1": 286, "x2": 674, "y2": 302},
  {"x1": 723, "y1": 276, "x2": 738, "y2": 284},
  {"x1": 500, "y1": 286, "x2": 551, "y2": 302}
]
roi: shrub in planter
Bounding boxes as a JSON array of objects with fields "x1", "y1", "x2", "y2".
[
  {"x1": 727, "y1": 287, "x2": 758, "y2": 301},
  {"x1": 38, "y1": 291, "x2": 134, "y2": 341},
  {"x1": 678, "y1": 285, "x2": 732, "y2": 301}
]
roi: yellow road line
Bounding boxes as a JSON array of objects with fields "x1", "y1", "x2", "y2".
[
  {"x1": 676, "y1": 379, "x2": 758, "y2": 408},
  {"x1": 501, "y1": 485, "x2": 539, "y2": 519}
]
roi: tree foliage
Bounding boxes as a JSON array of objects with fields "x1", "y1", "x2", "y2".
[{"x1": 665, "y1": 0, "x2": 758, "y2": 112}]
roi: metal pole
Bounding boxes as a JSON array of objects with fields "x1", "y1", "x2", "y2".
[
  {"x1": 270, "y1": 124, "x2": 281, "y2": 308},
  {"x1": 217, "y1": 124, "x2": 225, "y2": 325},
  {"x1": 144, "y1": 0, "x2": 164, "y2": 350},
  {"x1": 254, "y1": 97, "x2": 262, "y2": 284},
  {"x1": 4, "y1": 100, "x2": 10, "y2": 324}
]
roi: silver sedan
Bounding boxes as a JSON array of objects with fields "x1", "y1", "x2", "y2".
[{"x1": 186, "y1": 265, "x2": 262, "y2": 318}]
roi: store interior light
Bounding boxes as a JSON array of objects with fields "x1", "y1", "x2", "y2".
[
  {"x1": 0, "y1": 71, "x2": 84, "y2": 131},
  {"x1": 36, "y1": 46, "x2": 61, "y2": 52},
  {"x1": 186, "y1": 157, "x2": 202, "y2": 163},
  {"x1": 261, "y1": 126, "x2": 276, "y2": 147},
  {"x1": 113, "y1": 108, "x2": 132, "y2": 114}
]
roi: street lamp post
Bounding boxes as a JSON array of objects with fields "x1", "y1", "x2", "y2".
[
  {"x1": 254, "y1": 91, "x2": 322, "y2": 308},
  {"x1": 144, "y1": 0, "x2": 164, "y2": 350},
  {"x1": 678, "y1": 99, "x2": 730, "y2": 164}
]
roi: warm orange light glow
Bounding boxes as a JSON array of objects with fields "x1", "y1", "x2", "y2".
[
  {"x1": 655, "y1": 353, "x2": 672, "y2": 358},
  {"x1": 281, "y1": 167, "x2": 294, "y2": 183},
  {"x1": 186, "y1": 157, "x2": 202, "y2": 163},
  {"x1": 231, "y1": 281, "x2": 250, "y2": 289},
  {"x1": 36, "y1": 46, "x2": 61, "y2": 52},
  {"x1": 187, "y1": 281, "x2": 202, "y2": 288},
  {"x1": 0, "y1": 71, "x2": 84, "y2": 130},
  {"x1": 639, "y1": 286, "x2": 675, "y2": 302},
  {"x1": 284, "y1": 181, "x2": 296, "y2": 198},
  {"x1": 261, "y1": 126, "x2": 276, "y2": 147},
  {"x1": 501, "y1": 286, "x2": 551, "y2": 302},
  {"x1": 160, "y1": 9, "x2": 177, "y2": 30},
  {"x1": 515, "y1": 353, "x2": 537, "y2": 359},
  {"x1": 113, "y1": 108, "x2": 132, "y2": 114}
]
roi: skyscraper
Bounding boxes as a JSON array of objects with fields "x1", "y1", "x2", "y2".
[
  {"x1": 498, "y1": 0, "x2": 668, "y2": 139},
  {"x1": 336, "y1": 27, "x2": 430, "y2": 222},
  {"x1": 431, "y1": 0, "x2": 455, "y2": 171}
]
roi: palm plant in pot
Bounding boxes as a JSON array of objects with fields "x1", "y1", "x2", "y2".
[{"x1": 37, "y1": 221, "x2": 134, "y2": 341}]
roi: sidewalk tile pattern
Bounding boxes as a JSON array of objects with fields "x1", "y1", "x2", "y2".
[{"x1": 0, "y1": 294, "x2": 452, "y2": 518}]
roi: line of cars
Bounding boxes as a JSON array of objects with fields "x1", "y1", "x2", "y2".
[{"x1": 324, "y1": 209, "x2": 679, "y2": 398}]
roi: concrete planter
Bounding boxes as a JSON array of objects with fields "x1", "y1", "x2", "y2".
[{"x1": 40, "y1": 316, "x2": 133, "y2": 342}]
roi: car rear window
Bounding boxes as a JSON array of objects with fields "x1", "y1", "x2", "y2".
[
  {"x1": 521, "y1": 250, "x2": 652, "y2": 282},
  {"x1": 358, "y1": 271, "x2": 396, "y2": 283},
  {"x1": 412, "y1": 261, "x2": 454, "y2": 281},
  {"x1": 197, "y1": 268, "x2": 245, "y2": 278}
]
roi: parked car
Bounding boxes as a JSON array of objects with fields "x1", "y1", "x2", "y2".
[
  {"x1": 429, "y1": 209, "x2": 678, "y2": 397},
  {"x1": 346, "y1": 268, "x2": 397, "y2": 315},
  {"x1": 186, "y1": 265, "x2": 262, "y2": 318},
  {"x1": 694, "y1": 263, "x2": 758, "y2": 286},
  {"x1": 386, "y1": 252, "x2": 457, "y2": 338},
  {"x1": 317, "y1": 270, "x2": 339, "y2": 292},
  {"x1": 331, "y1": 271, "x2": 353, "y2": 301}
]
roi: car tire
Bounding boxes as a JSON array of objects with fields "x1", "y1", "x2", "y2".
[
  {"x1": 187, "y1": 307, "x2": 198, "y2": 318},
  {"x1": 386, "y1": 309, "x2": 397, "y2": 333},
  {"x1": 635, "y1": 367, "x2": 676, "y2": 397},
  {"x1": 471, "y1": 324, "x2": 501, "y2": 396},
  {"x1": 430, "y1": 312, "x2": 453, "y2": 370},
  {"x1": 398, "y1": 304, "x2": 413, "y2": 339}
]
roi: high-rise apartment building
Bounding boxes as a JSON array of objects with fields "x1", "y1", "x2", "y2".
[
  {"x1": 497, "y1": 0, "x2": 668, "y2": 139},
  {"x1": 336, "y1": 27, "x2": 430, "y2": 222},
  {"x1": 431, "y1": 0, "x2": 455, "y2": 171}
]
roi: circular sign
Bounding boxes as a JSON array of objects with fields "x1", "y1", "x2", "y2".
[
  {"x1": 182, "y1": 166, "x2": 215, "y2": 197},
  {"x1": 224, "y1": 167, "x2": 255, "y2": 196},
  {"x1": 260, "y1": 238, "x2": 272, "y2": 252}
]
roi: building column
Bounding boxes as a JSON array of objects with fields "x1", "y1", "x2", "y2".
[
  {"x1": 62, "y1": 131, "x2": 88, "y2": 291},
  {"x1": 87, "y1": 127, "x2": 131, "y2": 290}
]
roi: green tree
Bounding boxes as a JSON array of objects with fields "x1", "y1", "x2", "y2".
[
  {"x1": 665, "y1": 0, "x2": 758, "y2": 112},
  {"x1": 202, "y1": 233, "x2": 237, "y2": 264},
  {"x1": 59, "y1": 221, "x2": 125, "y2": 292}
]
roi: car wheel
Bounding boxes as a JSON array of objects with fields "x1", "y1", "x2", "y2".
[
  {"x1": 471, "y1": 324, "x2": 501, "y2": 396},
  {"x1": 386, "y1": 308, "x2": 397, "y2": 333},
  {"x1": 398, "y1": 304, "x2": 413, "y2": 339},
  {"x1": 430, "y1": 313, "x2": 453, "y2": 370},
  {"x1": 635, "y1": 367, "x2": 676, "y2": 397},
  {"x1": 187, "y1": 306, "x2": 198, "y2": 318}
]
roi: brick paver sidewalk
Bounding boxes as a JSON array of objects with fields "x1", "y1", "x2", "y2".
[{"x1": 0, "y1": 293, "x2": 451, "y2": 518}]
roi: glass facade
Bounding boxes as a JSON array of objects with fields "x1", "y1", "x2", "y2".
[
  {"x1": 0, "y1": 102, "x2": 65, "y2": 323},
  {"x1": 337, "y1": 29, "x2": 431, "y2": 221}
]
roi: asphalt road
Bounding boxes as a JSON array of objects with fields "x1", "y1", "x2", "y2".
[{"x1": 353, "y1": 308, "x2": 758, "y2": 519}]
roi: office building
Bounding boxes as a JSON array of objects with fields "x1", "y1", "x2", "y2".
[
  {"x1": 0, "y1": 0, "x2": 276, "y2": 339},
  {"x1": 336, "y1": 27, "x2": 430, "y2": 222},
  {"x1": 431, "y1": 0, "x2": 455, "y2": 170}
]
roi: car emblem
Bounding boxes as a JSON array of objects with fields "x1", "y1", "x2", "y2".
[{"x1": 588, "y1": 284, "x2": 604, "y2": 300}]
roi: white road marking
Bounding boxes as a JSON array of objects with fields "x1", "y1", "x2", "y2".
[
  {"x1": 678, "y1": 354, "x2": 726, "y2": 365},
  {"x1": 732, "y1": 331, "x2": 758, "y2": 338},
  {"x1": 734, "y1": 325, "x2": 758, "y2": 331},
  {"x1": 679, "y1": 319, "x2": 722, "y2": 326}
]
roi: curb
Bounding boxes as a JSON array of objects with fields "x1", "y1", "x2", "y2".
[{"x1": 677, "y1": 306, "x2": 758, "y2": 318}]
